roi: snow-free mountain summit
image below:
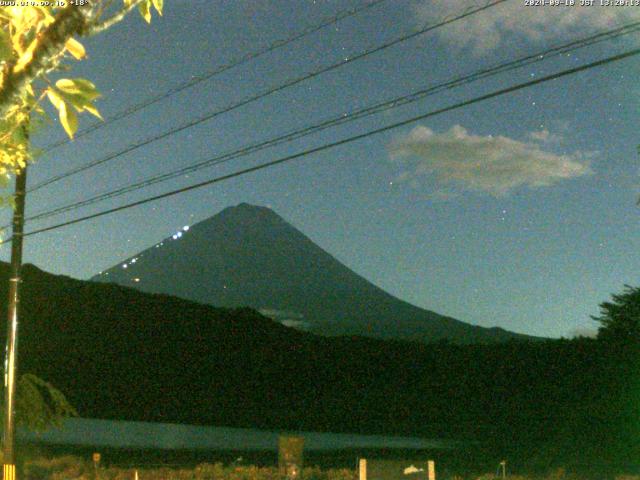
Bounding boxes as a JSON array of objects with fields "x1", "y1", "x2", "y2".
[{"x1": 92, "y1": 203, "x2": 532, "y2": 343}]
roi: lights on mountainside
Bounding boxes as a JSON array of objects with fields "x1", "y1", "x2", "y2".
[
  {"x1": 171, "y1": 229, "x2": 186, "y2": 240},
  {"x1": 120, "y1": 257, "x2": 141, "y2": 269},
  {"x1": 133, "y1": 278, "x2": 140, "y2": 283},
  {"x1": 111, "y1": 225, "x2": 192, "y2": 273}
]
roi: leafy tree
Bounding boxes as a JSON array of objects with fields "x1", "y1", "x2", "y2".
[
  {"x1": 0, "y1": 374, "x2": 77, "y2": 466},
  {"x1": 0, "y1": 0, "x2": 163, "y2": 183},
  {"x1": 0, "y1": 373, "x2": 77, "y2": 437},
  {"x1": 593, "y1": 285, "x2": 640, "y2": 342},
  {"x1": 0, "y1": 0, "x2": 161, "y2": 446},
  {"x1": 13, "y1": 374, "x2": 77, "y2": 432}
]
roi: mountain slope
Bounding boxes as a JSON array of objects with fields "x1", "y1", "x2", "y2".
[{"x1": 92, "y1": 203, "x2": 532, "y2": 344}]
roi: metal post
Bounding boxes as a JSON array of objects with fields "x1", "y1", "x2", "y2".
[{"x1": 2, "y1": 163, "x2": 27, "y2": 480}]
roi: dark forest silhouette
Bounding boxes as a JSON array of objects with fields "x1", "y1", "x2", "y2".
[{"x1": 0, "y1": 263, "x2": 637, "y2": 474}]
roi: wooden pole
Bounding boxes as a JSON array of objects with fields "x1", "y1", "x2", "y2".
[
  {"x1": 358, "y1": 459, "x2": 366, "y2": 480},
  {"x1": 2, "y1": 161, "x2": 27, "y2": 480},
  {"x1": 428, "y1": 460, "x2": 435, "y2": 480}
]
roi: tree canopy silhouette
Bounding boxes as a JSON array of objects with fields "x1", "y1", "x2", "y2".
[{"x1": 593, "y1": 285, "x2": 640, "y2": 343}]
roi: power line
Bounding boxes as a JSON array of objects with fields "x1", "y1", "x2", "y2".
[
  {"x1": 27, "y1": 0, "x2": 509, "y2": 193},
  {"x1": 13, "y1": 46, "x2": 640, "y2": 242},
  {"x1": 39, "y1": 0, "x2": 393, "y2": 153},
  {"x1": 26, "y1": 21, "x2": 640, "y2": 222},
  {"x1": 22, "y1": 20, "x2": 640, "y2": 225}
]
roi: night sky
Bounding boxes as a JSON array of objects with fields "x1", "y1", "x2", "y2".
[{"x1": 1, "y1": 0, "x2": 638, "y2": 338}]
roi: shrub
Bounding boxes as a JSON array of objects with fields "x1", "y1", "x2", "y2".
[
  {"x1": 24, "y1": 455, "x2": 90, "y2": 480},
  {"x1": 22, "y1": 457, "x2": 356, "y2": 480}
]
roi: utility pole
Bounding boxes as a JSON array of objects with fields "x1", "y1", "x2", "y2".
[{"x1": 2, "y1": 154, "x2": 28, "y2": 480}]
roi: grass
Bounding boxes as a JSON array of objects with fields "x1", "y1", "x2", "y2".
[
  {"x1": 20, "y1": 455, "x2": 640, "y2": 480},
  {"x1": 23, "y1": 456, "x2": 356, "y2": 480}
]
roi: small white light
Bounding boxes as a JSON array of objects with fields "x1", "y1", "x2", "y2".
[
  {"x1": 131, "y1": 258, "x2": 137, "y2": 263},
  {"x1": 133, "y1": 278, "x2": 140, "y2": 283},
  {"x1": 177, "y1": 232, "x2": 183, "y2": 238},
  {"x1": 172, "y1": 234, "x2": 178, "y2": 240},
  {"x1": 122, "y1": 264, "x2": 127, "y2": 269},
  {"x1": 183, "y1": 226, "x2": 189, "y2": 231}
]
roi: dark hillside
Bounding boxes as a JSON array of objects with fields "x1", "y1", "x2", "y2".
[{"x1": 0, "y1": 262, "x2": 635, "y2": 472}]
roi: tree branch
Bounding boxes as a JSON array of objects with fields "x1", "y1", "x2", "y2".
[
  {"x1": 0, "y1": 4, "x2": 92, "y2": 118},
  {"x1": 85, "y1": 0, "x2": 146, "y2": 36}
]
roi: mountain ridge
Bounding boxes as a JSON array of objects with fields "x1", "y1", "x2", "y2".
[{"x1": 92, "y1": 203, "x2": 537, "y2": 344}]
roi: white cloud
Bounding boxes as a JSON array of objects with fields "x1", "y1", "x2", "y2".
[
  {"x1": 389, "y1": 125, "x2": 592, "y2": 196},
  {"x1": 280, "y1": 319, "x2": 311, "y2": 330},
  {"x1": 412, "y1": 1, "x2": 640, "y2": 54},
  {"x1": 259, "y1": 308, "x2": 310, "y2": 330}
]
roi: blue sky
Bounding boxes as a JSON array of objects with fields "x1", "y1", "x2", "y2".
[{"x1": 1, "y1": 0, "x2": 639, "y2": 338}]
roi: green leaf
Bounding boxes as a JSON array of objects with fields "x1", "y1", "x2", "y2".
[
  {"x1": 0, "y1": 29, "x2": 11, "y2": 61},
  {"x1": 55, "y1": 78, "x2": 100, "y2": 101},
  {"x1": 58, "y1": 100, "x2": 78, "y2": 139},
  {"x1": 65, "y1": 37, "x2": 86, "y2": 60},
  {"x1": 14, "y1": 38, "x2": 38, "y2": 73},
  {"x1": 152, "y1": 0, "x2": 163, "y2": 15},
  {"x1": 61, "y1": 93, "x2": 88, "y2": 111},
  {"x1": 52, "y1": 80, "x2": 102, "y2": 122},
  {"x1": 11, "y1": 125, "x2": 26, "y2": 144},
  {"x1": 83, "y1": 103, "x2": 103, "y2": 120},
  {"x1": 139, "y1": 0, "x2": 151, "y2": 23},
  {"x1": 46, "y1": 88, "x2": 64, "y2": 110}
]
